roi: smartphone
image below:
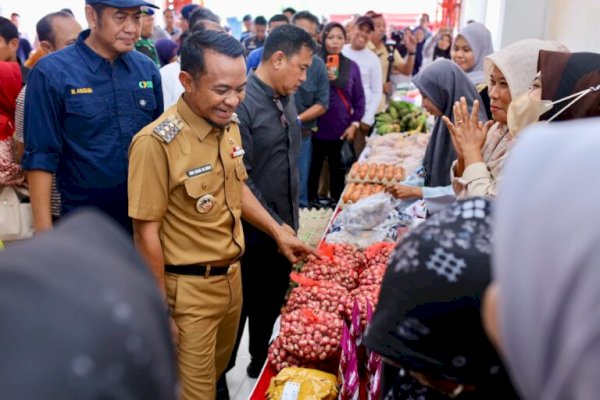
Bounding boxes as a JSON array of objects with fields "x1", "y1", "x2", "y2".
[{"x1": 326, "y1": 54, "x2": 339, "y2": 78}]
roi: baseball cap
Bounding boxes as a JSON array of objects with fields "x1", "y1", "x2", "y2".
[
  {"x1": 355, "y1": 15, "x2": 375, "y2": 31},
  {"x1": 141, "y1": 6, "x2": 155, "y2": 15},
  {"x1": 85, "y1": 0, "x2": 159, "y2": 9}
]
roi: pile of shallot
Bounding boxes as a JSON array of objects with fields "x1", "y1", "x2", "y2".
[{"x1": 268, "y1": 242, "x2": 395, "y2": 372}]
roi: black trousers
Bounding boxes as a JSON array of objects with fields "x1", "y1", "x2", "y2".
[
  {"x1": 227, "y1": 232, "x2": 292, "y2": 371},
  {"x1": 308, "y1": 137, "x2": 345, "y2": 202}
]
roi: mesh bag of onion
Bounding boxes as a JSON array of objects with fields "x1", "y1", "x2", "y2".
[
  {"x1": 363, "y1": 242, "x2": 395, "y2": 268},
  {"x1": 276, "y1": 308, "x2": 343, "y2": 365},
  {"x1": 283, "y1": 273, "x2": 349, "y2": 316},
  {"x1": 345, "y1": 285, "x2": 381, "y2": 328},
  {"x1": 357, "y1": 264, "x2": 387, "y2": 287},
  {"x1": 301, "y1": 256, "x2": 359, "y2": 291}
]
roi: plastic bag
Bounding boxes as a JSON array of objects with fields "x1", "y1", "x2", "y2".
[
  {"x1": 333, "y1": 193, "x2": 396, "y2": 232},
  {"x1": 266, "y1": 367, "x2": 338, "y2": 400},
  {"x1": 339, "y1": 326, "x2": 360, "y2": 400},
  {"x1": 340, "y1": 139, "x2": 356, "y2": 169}
]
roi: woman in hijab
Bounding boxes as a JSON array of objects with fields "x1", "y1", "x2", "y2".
[
  {"x1": 433, "y1": 32, "x2": 452, "y2": 61},
  {"x1": 364, "y1": 198, "x2": 519, "y2": 400},
  {"x1": 0, "y1": 209, "x2": 178, "y2": 399},
  {"x1": 155, "y1": 38, "x2": 179, "y2": 67},
  {"x1": 411, "y1": 26, "x2": 427, "y2": 75},
  {"x1": 385, "y1": 58, "x2": 485, "y2": 207},
  {"x1": 451, "y1": 22, "x2": 494, "y2": 118},
  {"x1": 0, "y1": 61, "x2": 25, "y2": 187},
  {"x1": 443, "y1": 39, "x2": 567, "y2": 199},
  {"x1": 536, "y1": 51, "x2": 600, "y2": 121},
  {"x1": 451, "y1": 23, "x2": 493, "y2": 86},
  {"x1": 309, "y1": 22, "x2": 366, "y2": 203},
  {"x1": 483, "y1": 118, "x2": 600, "y2": 400}
]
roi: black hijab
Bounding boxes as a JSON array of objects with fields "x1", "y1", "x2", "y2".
[
  {"x1": 321, "y1": 22, "x2": 352, "y2": 89},
  {"x1": 433, "y1": 33, "x2": 452, "y2": 61},
  {"x1": 0, "y1": 209, "x2": 178, "y2": 400},
  {"x1": 412, "y1": 59, "x2": 486, "y2": 187},
  {"x1": 412, "y1": 27, "x2": 426, "y2": 75},
  {"x1": 364, "y1": 199, "x2": 518, "y2": 399}
]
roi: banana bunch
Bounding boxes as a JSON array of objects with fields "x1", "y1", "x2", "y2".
[{"x1": 375, "y1": 100, "x2": 428, "y2": 135}]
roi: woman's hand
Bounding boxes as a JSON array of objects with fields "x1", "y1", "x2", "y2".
[
  {"x1": 327, "y1": 70, "x2": 337, "y2": 81},
  {"x1": 341, "y1": 124, "x2": 357, "y2": 142},
  {"x1": 385, "y1": 184, "x2": 423, "y2": 199},
  {"x1": 442, "y1": 97, "x2": 494, "y2": 167}
]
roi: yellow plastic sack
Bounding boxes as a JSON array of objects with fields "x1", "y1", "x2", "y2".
[{"x1": 266, "y1": 367, "x2": 338, "y2": 400}]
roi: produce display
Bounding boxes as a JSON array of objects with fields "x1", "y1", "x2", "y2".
[
  {"x1": 374, "y1": 100, "x2": 428, "y2": 135},
  {"x1": 254, "y1": 95, "x2": 430, "y2": 400},
  {"x1": 347, "y1": 162, "x2": 405, "y2": 184},
  {"x1": 267, "y1": 243, "x2": 394, "y2": 374},
  {"x1": 363, "y1": 132, "x2": 430, "y2": 172},
  {"x1": 341, "y1": 183, "x2": 385, "y2": 206}
]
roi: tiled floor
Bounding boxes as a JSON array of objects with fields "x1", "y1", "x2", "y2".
[{"x1": 225, "y1": 321, "x2": 257, "y2": 400}]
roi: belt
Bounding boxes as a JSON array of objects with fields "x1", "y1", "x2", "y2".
[{"x1": 165, "y1": 262, "x2": 239, "y2": 278}]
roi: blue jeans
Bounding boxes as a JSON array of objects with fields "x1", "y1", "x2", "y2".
[{"x1": 298, "y1": 135, "x2": 312, "y2": 207}]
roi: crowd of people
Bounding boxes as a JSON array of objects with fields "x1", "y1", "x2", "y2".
[{"x1": 0, "y1": 0, "x2": 599, "y2": 399}]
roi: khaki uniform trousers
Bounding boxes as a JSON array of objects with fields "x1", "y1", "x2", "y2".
[{"x1": 166, "y1": 263, "x2": 242, "y2": 399}]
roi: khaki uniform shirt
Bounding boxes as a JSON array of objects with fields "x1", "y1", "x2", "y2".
[
  {"x1": 368, "y1": 41, "x2": 405, "y2": 113},
  {"x1": 128, "y1": 97, "x2": 247, "y2": 266}
]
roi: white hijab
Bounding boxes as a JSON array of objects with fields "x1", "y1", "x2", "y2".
[
  {"x1": 484, "y1": 39, "x2": 568, "y2": 100},
  {"x1": 493, "y1": 117, "x2": 600, "y2": 400}
]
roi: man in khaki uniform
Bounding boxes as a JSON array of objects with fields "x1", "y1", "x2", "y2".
[
  {"x1": 128, "y1": 30, "x2": 314, "y2": 400},
  {"x1": 367, "y1": 12, "x2": 417, "y2": 113}
]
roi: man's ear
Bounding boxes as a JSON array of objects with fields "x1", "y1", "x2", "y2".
[
  {"x1": 85, "y1": 5, "x2": 98, "y2": 30},
  {"x1": 271, "y1": 50, "x2": 285, "y2": 70},
  {"x1": 39, "y1": 40, "x2": 54, "y2": 54},
  {"x1": 179, "y1": 70, "x2": 194, "y2": 93},
  {"x1": 8, "y1": 38, "x2": 19, "y2": 55}
]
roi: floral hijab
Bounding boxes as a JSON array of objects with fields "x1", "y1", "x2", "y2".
[{"x1": 364, "y1": 199, "x2": 518, "y2": 399}]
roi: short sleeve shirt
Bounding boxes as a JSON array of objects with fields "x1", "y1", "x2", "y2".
[
  {"x1": 128, "y1": 97, "x2": 247, "y2": 266},
  {"x1": 22, "y1": 29, "x2": 163, "y2": 230},
  {"x1": 368, "y1": 41, "x2": 405, "y2": 113}
]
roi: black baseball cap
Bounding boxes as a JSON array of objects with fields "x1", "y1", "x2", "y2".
[
  {"x1": 355, "y1": 15, "x2": 375, "y2": 31},
  {"x1": 85, "y1": 0, "x2": 159, "y2": 9}
]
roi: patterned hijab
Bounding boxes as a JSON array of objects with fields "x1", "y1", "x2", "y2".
[
  {"x1": 0, "y1": 210, "x2": 178, "y2": 399},
  {"x1": 364, "y1": 199, "x2": 518, "y2": 398},
  {"x1": 493, "y1": 118, "x2": 600, "y2": 400},
  {"x1": 455, "y1": 23, "x2": 494, "y2": 85},
  {"x1": 413, "y1": 59, "x2": 486, "y2": 187},
  {"x1": 538, "y1": 50, "x2": 600, "y2": 121}
]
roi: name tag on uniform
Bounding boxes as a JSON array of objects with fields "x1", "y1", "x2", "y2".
[
  {"x1": 186, "y1": 164, "x2": 213, "y2": 177},
  {"x1": 232, "y1": 146, "x2": 245, "y2": 158}
]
